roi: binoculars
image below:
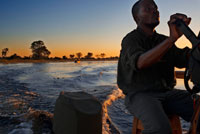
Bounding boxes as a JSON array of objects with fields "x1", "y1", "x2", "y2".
[{"x1": 174, "y1": 19, "x2": 200, "y2": 94}]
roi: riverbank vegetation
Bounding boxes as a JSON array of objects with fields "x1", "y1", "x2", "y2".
[{"x1": 1, "y1": 40, "x2": 119, "y2": 64}]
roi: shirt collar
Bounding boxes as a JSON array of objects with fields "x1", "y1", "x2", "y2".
[{"x1": 136, "y1": 27, "x2": 157, "y2": 39}]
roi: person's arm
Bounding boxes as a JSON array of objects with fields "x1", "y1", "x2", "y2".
[
  {"x1": 137, "y1": 37, "x2": 175, "y2": 69},
  {"x1": 137, "y1": 13, "x2": 191, "y2": 70}
]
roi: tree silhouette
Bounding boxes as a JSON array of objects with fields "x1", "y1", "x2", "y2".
[
  {"x1": 85, "y1": 52, "x2": 93, "y2": 59},
  {"x1": 95, "y1": 54, "x2": 100, "y2": 59},
  {"x1": 76, "y1": 52, "x2": 82, "y2": 59},
  {"x1": 2, "y1": 48, "x2": 9, "y2": 58},
  {"x1": 63, "y1": 56, "x2": 67, "y2": 59},
  {"x1": 30, "y1": 40, "x2": 51, "y2": 59},
  {"x1": 100, "y1": 53, "x2": 106, "y2": 58},
  {"x1": 69, "y1": 54, "x2": 75, "y2": 59},
  {"x1": 8, "y1": 53, "x2": 21, "y2": 59}
]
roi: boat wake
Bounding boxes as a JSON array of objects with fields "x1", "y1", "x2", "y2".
[{"x1": 102, "y1": 88, "x2": 125, "y2": 134}]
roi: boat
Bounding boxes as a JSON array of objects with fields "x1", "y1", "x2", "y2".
[{"x1": 74, "y1": 59, "x2": 80, "y2": 63}]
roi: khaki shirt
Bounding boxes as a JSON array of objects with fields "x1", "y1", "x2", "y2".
[{"x1": 117, "y1": 27, "x2": 190, "y2": 95}]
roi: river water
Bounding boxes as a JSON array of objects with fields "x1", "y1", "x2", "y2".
[{"x1": 0, "y1": 61, "x2": 190, "y2": 134}]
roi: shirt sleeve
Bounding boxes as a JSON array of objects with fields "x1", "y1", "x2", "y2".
[
  {"x1": 171, "y1": 45, "x2": 191, "y2": 68},
  {"x1": 120, "y1": 37, "x2": 145, "y2": 71}
]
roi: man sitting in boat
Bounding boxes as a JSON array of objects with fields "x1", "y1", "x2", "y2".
[{"x1": 117, "y1": 0, "x2": 200, "y2": 133}]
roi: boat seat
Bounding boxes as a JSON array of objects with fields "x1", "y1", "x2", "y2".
[{"x1": 132, "y1": 115, "x2": 182, "y2": 134}]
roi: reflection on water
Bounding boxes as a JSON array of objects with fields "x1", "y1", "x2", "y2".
[
  {"x1": 176, "y1": 78, "x2": 194, "y2": 91},
  {"x1": 0, "y1": 61, "x2": 123, "y2": 134},
  {"x1": 0, "y1": 61, "x2": 192, "y2": 134}
]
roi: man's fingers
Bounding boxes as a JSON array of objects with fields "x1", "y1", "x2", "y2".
[
  {"x1": 170, "y1": 13, "x2": 191, "y2": 25},
  {"x1": 185, "y1": 17, "x2": 191, "y2": 25},
  {"x1": 170, "y1": 14, "x2": 178, "y2": 20},
  {"x1": 175, "y1": 13, "x2": 187, "y2": 19},
  {"x1": 170, "y1": 13, "x2": 188, "y2": 20},
  {"x1": 168, "y1": 18, "x2": 177, "y2": 25}
]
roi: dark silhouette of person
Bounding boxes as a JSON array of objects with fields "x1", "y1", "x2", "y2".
[{"x1": 117, "y1": 0, "x2": 200, "y2": 133}]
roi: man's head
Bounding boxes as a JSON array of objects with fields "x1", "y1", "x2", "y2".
[{"x1": 132, "y1": 0, "x2": 160, "y2": 29}]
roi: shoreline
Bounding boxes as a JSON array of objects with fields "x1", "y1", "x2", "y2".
[{"x1": 0, "y1": 59, "x2": 118, "y2": 64}]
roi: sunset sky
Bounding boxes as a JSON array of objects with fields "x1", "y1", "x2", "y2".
[{"x1": 0, "y1": 0, "x2": 200, "y2": 57}]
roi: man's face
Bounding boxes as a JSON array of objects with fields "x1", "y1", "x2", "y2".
[{"x1": 136, "y1": 0, "x2": 160, "y2": 28}]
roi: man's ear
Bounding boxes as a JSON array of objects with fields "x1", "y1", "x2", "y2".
[{"x1": 135, "y1": 15, "x2": 140, "y2": 24}]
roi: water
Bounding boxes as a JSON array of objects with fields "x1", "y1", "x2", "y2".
[{"x1": 0, "y1": 61, "x2": 190, "y2": 134}]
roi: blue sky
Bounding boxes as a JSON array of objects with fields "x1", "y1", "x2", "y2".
[{"x1": 0, "y1": 0, "x2": 200, "y2": 57}]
